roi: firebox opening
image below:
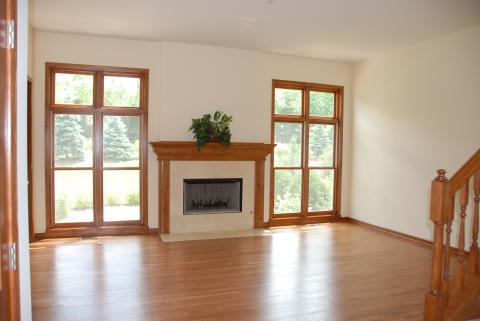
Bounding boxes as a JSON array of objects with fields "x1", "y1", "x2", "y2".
[{"x1": 183, "y1": 178, "x2": 243, "y2": 215}]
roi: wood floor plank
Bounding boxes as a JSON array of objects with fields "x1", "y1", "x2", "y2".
[{"x1": 30, "y1": 223, "x2": 431, "y2": 321}]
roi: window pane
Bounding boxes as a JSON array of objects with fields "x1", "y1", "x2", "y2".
[
  {"x1": 103, "y1": 116, "x2": 140, "y2": 167},
  {"x1": 274, "y1": 88, "x2": 302, "y2": 115},
  {"x1": 55, "y1": 114, "x2": 93, "y2": 167},
  {"x1": 309, "y1": 169, "x2": 334, "y2": 212},
  {"x1": 104, "y1": 170, "x2": 140, "y2": 221},
  {"x1": 54, "y1": 73, "x2": 93, "y2": 105},
  {"x1": 274, "y1": 122, "x2": 302, "y2": 167},
  {"x1": 310, "y1": 91, "x2": 334, "y2": 117},
  {"x1": 54, "y1": 170, "x2": 93, "y2": 223},
  {"x1": 274, "y1": 169, "x2": 302, "y2": 214},
  {"x1": 104, "y1": 76, "x2": 140, "y2": 107},
  {"x1": 309, "y1": 124, "x2": 334, "y2": 167}
]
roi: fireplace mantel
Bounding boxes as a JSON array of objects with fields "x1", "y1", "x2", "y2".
[
  {"x1": 150, "y1": 141, "x2": 275, "y2": 161},
  {"x1": 150, "y1": 141, "x2": 275, "y2": 234}
]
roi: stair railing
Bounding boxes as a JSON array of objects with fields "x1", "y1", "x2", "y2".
[{"x1": 424, "y1": 148, "x2": 480, "y2": 321}]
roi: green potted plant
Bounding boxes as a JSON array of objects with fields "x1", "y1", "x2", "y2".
[{"x1": 189, "y1": 111, "x2": 233, "y2": 150}]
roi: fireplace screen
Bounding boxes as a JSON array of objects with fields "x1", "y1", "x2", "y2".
[{"x1": 183, "y1": 178, "x2": 242, "y2": 214}]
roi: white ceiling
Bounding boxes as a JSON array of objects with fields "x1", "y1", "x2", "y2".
[{"x1": 29, "y1": 0, "x2": 480, "y2": 62}]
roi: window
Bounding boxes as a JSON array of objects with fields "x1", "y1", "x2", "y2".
[
  {"x1": 45, "y1": 63, "x2": 148, "y2": 229},
  {"x1": 271, "y1": 80, "x2": 343, "y2": 221}
]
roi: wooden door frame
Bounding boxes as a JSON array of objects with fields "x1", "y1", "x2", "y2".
[
  {"x1": 27, "y1": 78, "x2": 34, "y2": 242},
  {"x1": 0, "y1": 0, "x2": 21, "y2": 319}
]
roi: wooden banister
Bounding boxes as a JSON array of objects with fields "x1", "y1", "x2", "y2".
[
  {"x1": 449, "y1": 148, "x2": 480, "y2": 196},
  {"x1": 425, "y1": 148, "x2": 480, "y2": 321}
]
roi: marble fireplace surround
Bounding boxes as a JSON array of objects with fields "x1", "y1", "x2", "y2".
[{"x1": 150, "y1": 141, "x2": 275, "y2": 234}]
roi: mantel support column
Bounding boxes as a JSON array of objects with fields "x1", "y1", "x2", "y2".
[
  {"x1": 159, "y1": 160, "x2": 170, "y2": 234},
  {"x1": 254, "y1": 160, "x2": 265, "y2": 228}
]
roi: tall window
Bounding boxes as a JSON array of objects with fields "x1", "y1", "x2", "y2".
[
  {"x1": 45, "y1": 63, "x2": 148, "y2": 229},
  {"x1": 271, "y1": 80, "x2": 343, "y2": 222}
]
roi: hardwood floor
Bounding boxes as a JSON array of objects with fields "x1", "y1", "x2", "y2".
[{"x1": 30, "y1": 223, "x2": 432, "y2": 321}]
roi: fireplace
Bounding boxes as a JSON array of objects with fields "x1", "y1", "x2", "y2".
[
  {"x1": 150, "y1": 141, "x2": 274, "y2": 233},
  {"x1": 183, "y1": 178, "x2": 242, "y2": 214}
]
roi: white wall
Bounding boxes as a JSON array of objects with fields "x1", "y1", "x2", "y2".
[
  {"x1": 17, "y1": 0, "x2": 33, "y2": 320},
  {"x1": 32, "y1": 31, "x2": 353, "y2": 233},
  {"x1": 351, "y1": 25, "x2": 480, "y2": 240}
]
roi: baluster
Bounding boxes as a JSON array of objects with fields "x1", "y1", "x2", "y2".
[
  {"x1": 469, "y1": 171, "x2": 480, "y2": 274},
  {"x1": 442, "y1": 177, "x2": 455, "y2": 305},
  {"x1": 442, "y1": 220, "x2": 453, "y2": 304},
  {"x1": 424, "y1": 170, "x2": 449, "y2": 321},
  {"x1": 453, "y1": 181, "x2": 469, "y2": 293}
]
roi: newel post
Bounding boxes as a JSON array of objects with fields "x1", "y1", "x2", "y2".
[{"x1": 424, "y1": 169, "x2": 449, "y2": 321}]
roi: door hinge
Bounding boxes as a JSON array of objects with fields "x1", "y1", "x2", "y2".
[
  {"x1": 0, "y1": 19, "x2": 15, "y2": 49},
  {"x1": 2, "y1": 243, "x2": 17, "y2": 271}
]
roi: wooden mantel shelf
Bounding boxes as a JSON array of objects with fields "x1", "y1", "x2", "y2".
[
  {"x1": 150, "y1": 141, "x2": 275, "y2": 234},
  {"x1": 150, "y1": 141, "x2": 275, "y2": 161}
]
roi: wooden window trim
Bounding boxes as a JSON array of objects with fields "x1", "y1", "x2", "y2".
[
  {"x1": 270, "y1": 79, "x2": 344, "y2": 224},
  {"x1": 45, "y1": 62, "x2": 149, "y2": 232}
]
